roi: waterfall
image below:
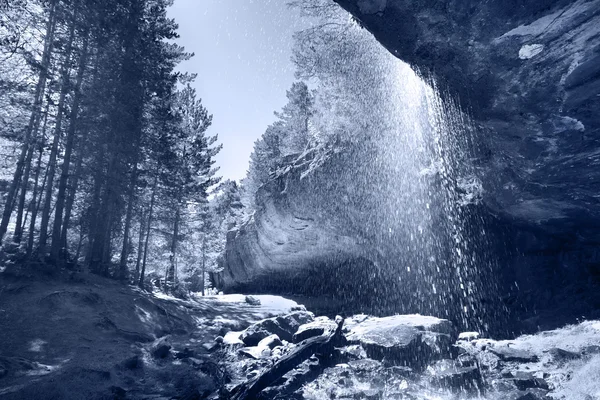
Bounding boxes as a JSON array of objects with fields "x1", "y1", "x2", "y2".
[{"x1": 309, "y1": 21, "x2": 502, "y2": 332}]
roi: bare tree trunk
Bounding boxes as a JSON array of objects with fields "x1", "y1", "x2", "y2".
[
  {"x1": 0, "y1": 0, "x2": 57, "y2": 245},
  {"x1": 38, "y1": 16, "x2": 77, "y2": 253},
  {"x1": 166, "y1": 205, "x2": 180, "y2": 292},
  {"x1": 27, "y1": 146, "x2": 50, "y2": 257},
  {"x1": 201, "y1": 234, "x2": 207, "y2": 296},
  {"x1": 51, "y1": 34, "x2": 89, "y2": 262},
  {"x1": 84, "y1": 170, "x2": 104, "y2": 268},
  {"x1": 60, "y1": 152, "x2": 83, "y2": 252},
  {"x1": 118, "y1": 163, "x2": 138, "y2": 280},
  {"x1": 133, "y1": 210, "x2": 146, "y2": 283},
  {"x1": 139, "y1": 176, "x2": 158, "y2": 290},
  {"x1": 13, "y1": 137, "x2": 38, "y2": 244},
  {"x1": 21, "y1": 100, "x2": 51, "y2": 247}
]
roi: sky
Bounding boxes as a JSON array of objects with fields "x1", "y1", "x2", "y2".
[{"x1": 168, "y1": 0, "x2": 310, "y2": 182}]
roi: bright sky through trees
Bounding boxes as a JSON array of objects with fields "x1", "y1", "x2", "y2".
[{"x1": 168, "y1": 0, "x2": 310, "y2": 181}]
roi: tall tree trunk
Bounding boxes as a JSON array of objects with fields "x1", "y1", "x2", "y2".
[
  {"x1": 166, "y1": 205, "x2": 180, "y2": 292},
  {"x1": 21, "y1": 99, "x2": 51, "y2": 248},
  {"x1": 60, "y1": 151, "x2": 83, "y2": 251},
  {"x1": 13, "y1": 136, "x2": 38, "y2": 244},
  {"x1": 89, "y1": 151, "x2": 117, "y2": 274},
  {"x1": 38, "y1": 16, "x2": 77, "y2": 253},
  {"x1": 201, "y1": 234, "x2": 207, "y2": 296},
  {"x1": 139, "y1": 175, "x2": 158, "y2": 290},
  {"x1": 118, "y1": 163, "x2": 138, "y2": 280},
  {"x1": 25, "y1": 143, "x2": 45, "y2": 256},
  {"x1": 85, "y1": 170, "x2": 104, "y2": 268},
  {"x1": 51, "y1": 34, "x2": 89, "y2": 262},
  {"x1": 0, "y1": 0, "x2": 57, "y2": 245},
  {"x1": 133, "y1": 209, "x2": 146, "y2": 284},
  {"x1": 27, "y1": 145, "x2": 50, "y2": 257}
]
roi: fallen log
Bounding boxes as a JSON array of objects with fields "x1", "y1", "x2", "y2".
[{"x1": 229, "y1": 318, "x2": 346, "y2": 400}]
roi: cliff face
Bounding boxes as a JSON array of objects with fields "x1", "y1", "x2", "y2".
[
  {"x1": 220, "y1": 0, "x2": 600, "y2": 330},
  {"x1": 335, "y1": 0, "x2": 600, "y2": 231}
]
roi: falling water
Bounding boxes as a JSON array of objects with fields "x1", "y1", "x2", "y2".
[
  {"x1": 387, "y1": 52, "x2": 501, "y2": 332},
  {"x1": 314, "y1": 22, "x2": 502, "y2": 333}
]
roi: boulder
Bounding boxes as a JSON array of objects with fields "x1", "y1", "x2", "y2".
[
  {"x1": 489, "y1": 346, "x2": 538, "y2": 363},
  {"x1": 240, "y1": 311, "x2": 314, "y2": 346},
  {"x1": 426, "y1": 359, "x2": 483, "y2": 392},
  {"x1": 258, "y1": 334, "x2": 283, "y2": 350},
  {"x1": 344, "y1": 315, "x2": 456, "y2": 370},
  {"x1": 293, "y1": 316, "x2": 338, "y2": 343}
]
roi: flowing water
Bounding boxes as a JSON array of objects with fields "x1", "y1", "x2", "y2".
[{"x1": 310, "y1": 20, "x2": 503, "y2": 333}]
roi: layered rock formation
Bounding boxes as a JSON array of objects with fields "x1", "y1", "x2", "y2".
[{"x1": 220, "y1": 0, "x2": 600, "y2": 331}]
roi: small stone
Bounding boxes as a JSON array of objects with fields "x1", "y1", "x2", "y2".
[
  {"x1": 214, "y1": 336, "x2": 224, "y2": 344},
  {"x1": 245, "y1": 295, "x2": 261, "y2": 306}
]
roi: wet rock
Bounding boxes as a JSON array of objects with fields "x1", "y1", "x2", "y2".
[
  {"x1": 223, "y1": 331, "x2": 244, "y2": 346},
  {"x1": 345, "y1": 315, "x2": 455, "y2": 369},
  {"x1": 548, "y1": 347, "x2": 580, "y2": 362},
  {"x1": 347, "y1": 358, "x2": 383, "y2": 373},
  {"x1": 240, "y1": 346, "x2": 272, "y2": 359},
  {"x1": 337, "y1": 344, "x2": 367, "y2": 360},
  {"x1": 355, "y1": 388, "x2": 381, "y2": 399},
  {"x1": 240, "y1": 311, "x2": 314, "y2": 346},
  {"x1": 245, "y1": 295, "x2": 261, "y2": 306},
  {"x1": 293, "y1": 316, "x2": 337, "y2": 343},
  {"x1": 259, "y1": 357, "x2": 322, "y2": 399},
  {"x1": 202, "y1": 341, "x2": 220, "y2": 352},
  {"x1": 515, "y1": 389, "x2": 552, "y2": 400},
  {"x1": 151, "y1": 336, "x2": 172, "y2": 359},
  {"x1": 512, "y1": 371, "x2": 550, "y2": 391},
  {"x1": 582, "y1": 345, "x2": 600, "y2": 355},
  {"x1": 458, "y1": 332, "x2": 480, "y2": 341},
  {"x1": 427, "y1": 359, "x2": 483, "y2": 392},
  {"x1": 258, "y1": 334, "x2": 283, "y2": 350},
  {"x1": 489, "y1": 346, "x2": 538, "y2": 363}
]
